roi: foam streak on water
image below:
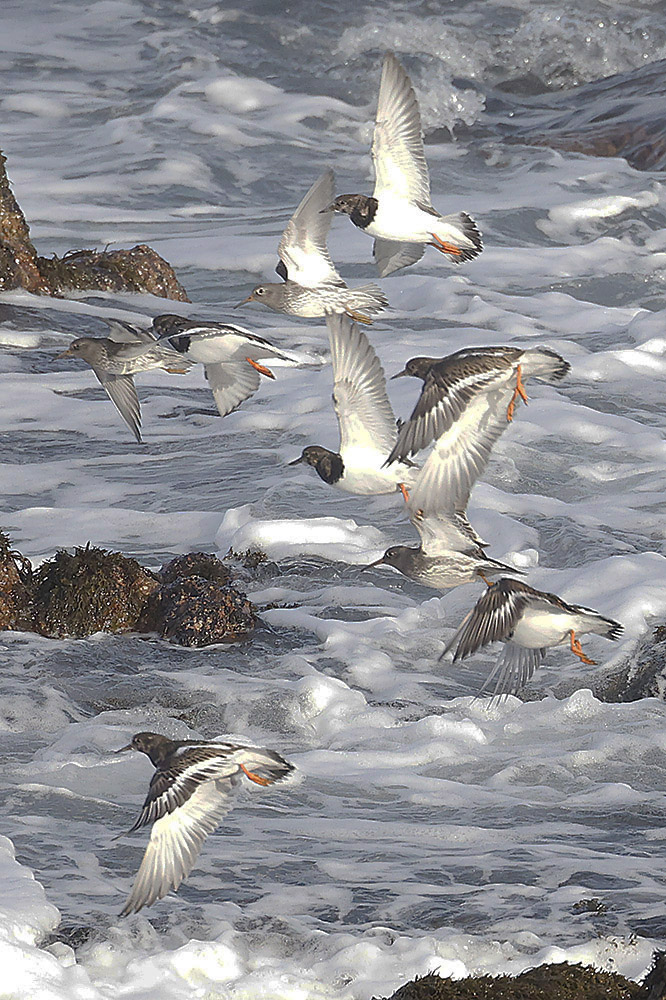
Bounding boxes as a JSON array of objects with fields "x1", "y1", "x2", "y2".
[{"x1": 1, "y1": 0, "x2": 666, "y2": 996}]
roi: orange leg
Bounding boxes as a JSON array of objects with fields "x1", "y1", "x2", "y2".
[
  {"x1": 569, "y1": 630, "x2": 596, "y2": 665},
  {"x1": 398, "y1": 482, "x2": 410, "y2": 502},
  {"x1": 478, "y1": 570, "x2": 494, "y2": 587},
  {"x1": 429, "y1": 233, "x2": 463, "y2": 256},
  {"x1": 247, "y1": 357, "x2": 276, "y2": 379},
  {"x1": 240, "y1": 763, "x2": 271, "y2": 786},
  {"x1": 506, "y1": 364, "x2": 529, "y2": 422},
  {"x1": 166, "y1": 367, "x2": 190, "y2": 375}
]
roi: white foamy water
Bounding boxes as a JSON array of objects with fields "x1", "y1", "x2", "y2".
[{"x1": 2, "y1": 0, "x2": 666, "y2": 996}]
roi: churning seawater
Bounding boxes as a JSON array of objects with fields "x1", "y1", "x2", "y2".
[{"x1": 2, "y1": 0, "x2": 666, "y2": 996}]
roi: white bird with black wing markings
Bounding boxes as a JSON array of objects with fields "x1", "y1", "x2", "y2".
[
  {"x1": 324, "y1": 52, "x2": 483, "y2": 277},
  {"x1": 441, "y1": 578, "x2": 623, "y2": 699},
  {"x1": 117, "y1": 731, "x2": 294, "y2": 916}
]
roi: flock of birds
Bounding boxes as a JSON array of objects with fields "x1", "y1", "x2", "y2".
[{"x1": 52, "y1": 53, "x2": 623, "y2": 914}]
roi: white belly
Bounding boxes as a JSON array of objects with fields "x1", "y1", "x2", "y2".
[
  {"x1": 511, "y1": 609, "x2": 575, "y2": 649},
  {"x1": 185, "y1": 335, "x2": 242, "y2": 364},
  {"x1": 338, "y1": 447, "x2": 405, "y2": 495},
  {"x1": 366, "y1": 198, "x2": 436, "y2": 242}
]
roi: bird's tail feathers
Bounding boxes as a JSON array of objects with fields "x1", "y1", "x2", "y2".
[
  {"x1": 521, "y1": 347, "x2": 570, "y2": 383},
  {"x1": 238, "y1": 747, "x2": 295, "y2": 784},
  {"x1": 347, "y1": 283, "x2": 389, "y2": 314}
]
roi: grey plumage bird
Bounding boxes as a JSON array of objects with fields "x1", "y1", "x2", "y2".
[
  {"x1": 57, "y1": 320, "x2": 192, "y2": 442},
  {"x1": 441, "y1": 577, "x2": 623, "y2": 699},
  {"x1": 366, "y1": 344, "x2": 570, "y2": 590},
  {"x1": 323, "y1": 52, "x2": 482, "y2": 277},
  {"x1": 153, "y1": 313, "x2": 299, "y2": 417},
  {"x1": 117, "y1": 731, "x2": 294, "y2": 916},
  {"x1": 237, "y1": 169, "x2": 388, "y2": 322}
]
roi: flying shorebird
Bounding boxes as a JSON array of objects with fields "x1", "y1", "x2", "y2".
[
  {"x1": 152, "y1": 313, "x2": 299, "y2": 418},
  {"x1": 322, "y1": 52, "x2": 483, "y2": 277},
  {"x1": 57, "y1": 320, "x2": 192, "y2": 443},
  {"x1": 236, "y1": 169, "x2": 387, "y2": 322},
  {"x1": 365, "y1": 344, "x2": 569, "y2": 589},
  {"x1": 288, "y1": 312, "x2": 418, "y2": 497},
  {"x1": 116, "y1": 731, "x2": 294, "y2": 915},
  {"x1": 440, "y1": 577, "x2": 623, "y2": 699}
]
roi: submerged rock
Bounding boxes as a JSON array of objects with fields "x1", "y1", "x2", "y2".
[
  {"x1": 380, "y1": 962, "x2": 644, "y2": 1000},
  {"x1": 32, "y1": 544, "x2": 159, "y2": 639},
  {"x1": 0, "y1": 148, "x2": 189, "y2": 300}
]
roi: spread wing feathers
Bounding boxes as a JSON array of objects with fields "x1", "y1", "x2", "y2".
[
  {"x1": 478, "y1": 644, "x2": 547, "y2": 700},
  {"x1": 94, "y1": 370, "x2": 142, "y2": 442},
  {"x1": 388, "y1": 363, "x2": 513, "y2": 464},
  {"x1": 372, "y1": 52, "x2": 430, "y2": 205},
  {"x1": 327, "y1": 313, "x2": 398, "y2": 456},
  {"x1": 405, "y1": 389, "x2": 513, "y2": 547},
  {"x1": 120, "y1": 776, "x2": 241, "y2": 915},
  {"x1": 444, "y1": 581, "x2": 534, "y2": 661},
  {"x1": 204, "y1": 361, "x2": 261, "y2": 417},
  {"x1": 106, "y1": 319, "x2": 157, "y2": 345},
  {"x1": 277, "y1": 169, "x2": 343, "y2": 287},
  {"x1": 373, "y1": 238, "x2": 425, "y2": 278}
]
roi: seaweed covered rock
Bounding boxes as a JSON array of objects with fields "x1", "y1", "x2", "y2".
[
  {"x1": 32, "y1": 544, "x2": 159, "y2": 638},
  {"x1": 0, "y1": 530, "x2": 33, "y2": 630},
  {"x1": 381, "y1": 963, "x2": 643, "y2": 1000},
  {"x1": 0, "y1": 148, "x2": 189, "y2": 300},
  {"x1": 144, "y1": 552, "x2": 256, "y2": 646}
]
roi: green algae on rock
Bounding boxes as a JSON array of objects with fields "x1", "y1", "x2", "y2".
[
  {"x1": 32, "y1": 544, "x2": 159, "y2": 639},
  {"x1": 0, "y1": 530, "x2": 33, "y2": 631}
]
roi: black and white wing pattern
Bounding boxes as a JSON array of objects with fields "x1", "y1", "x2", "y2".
[
  {"x1": 478, "y1": 644, "x2": 547, "y2": 700},
  {"x1": 121, "y1": 743, "x2": 293, "y2": 915},
  {"x1": 205, "y1": 361, "x2": 261, "y2": 417},
  {"x1": 404, "y1": 386, "x2": 515, "y2": 555},
  {"x1": 387, "y1": 349, "x2": 520, "y2": 464},
  {"x1": 442, "y1": 579, "x2": 536, "y2": 661},
  {"x1": 373, "y1": 239, "x2": 425, "y2": 279},
  {"x1": 327, "y1": 313, "x2": 397, "y2": 458},
  {"x1": 94, "y1": 369, "x2": 142, "y2": 443},
  {"x1": 277, "y1": 169, "x2": 343, "y2": 288},
  {"x1": 371, "y1": 52, "x2": 431, "y2": 207},
  {"x1": 106, "y1": 318, "x2": 157, "y2": 345}
]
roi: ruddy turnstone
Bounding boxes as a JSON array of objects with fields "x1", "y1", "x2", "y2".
[
  {"x1": 323, "y1": 52, "x2": 482, "y2": 277},
  {"x1": 441, "y1": 577, "x2": 623, "y2": 698},
  {"x1": 117, "y1": 731, "x2": 294, "y2": 915},
  {"x1": 366, "y1": 345, "x2": 568, "y2": 589},
  {"x1": 153, "y1": 313, "x2": 298, "y2": 417},
  {"x1": 289, "y1": 313, "x2": 418, "y2": 496},
  {"x1": 387, "y1": 345, "x2": 570, "y2": 462},
  {"x1": 57, "y1": 320, "x2": 192, "y2": 442},
  {"x1": 237, "y1": 169, "x2": 387, "y2": 322}
]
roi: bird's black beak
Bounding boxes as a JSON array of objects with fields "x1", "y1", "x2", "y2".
[
  {"x1": 234, "y1": 294, "x2": 253, "y2": 309},
  {"x1": 390, "y1": 368, "x2": 408, "y2": 379},
  {"x1": 116, "y1": 742, "x2": 134, "y2": 753},
  {"x1": 56, "y1": 347, "x2": 74, "y2": 359},
  {"x1": 319, "y1": 203, "x2": 336, "y2": 214},
  {"x1": 360, "y1": 555, "x2": 386, "y2": 571},
  {"x1": 288, "y1": 454, "x2": 305, "y2": 466}
]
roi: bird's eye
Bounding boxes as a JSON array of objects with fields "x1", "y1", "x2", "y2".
[{"x1": 256, "y1": 287, "x2": 264, "y2": 296}]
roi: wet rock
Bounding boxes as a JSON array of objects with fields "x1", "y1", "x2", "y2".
[
  {"x1": 145, "y1": 554, "x2": 256, "y2": 646},
  {"x1": 595, "y1": 625, "x2": 666, "y2": 703},
  {"x1": 380, "y1": 963, "x2": 643, "y2": 1000},
  {"x1": 644, "y1": 951, "x2": 666, "y2": 1000},
  {"x1": 32, "y1": 544, "x2": 159, "y2": 639},
  {"x1": 0, "y1": 148, "x2": 189, "y2": 299},
  {"x1": 0, "y1": 530, "x2": 33, "y2": 631}
]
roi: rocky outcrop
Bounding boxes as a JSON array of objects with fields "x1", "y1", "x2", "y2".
[
  {"x1": 0, "y1": 149, "x2": 189, "y2": 300},
  {"x1": 0, "y1": 530, "x2": 33, "y2": 631}
]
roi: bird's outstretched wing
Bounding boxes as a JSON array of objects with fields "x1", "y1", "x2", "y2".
[
  {"x1": 93, "y1": 369, "x2": 142, "y2": 443},
  {"x1": 327, "y1": 313, "x2": 397, "y2": 457},
  {"x1": 442, "y1": 579, "x2": 535, "y2": 661},
  {"x1": 373, "y1": 238, "x2": 425, "y2": 278},
  {"x1": 106, "y1": 319, "x2": 156, "y2": 345},
  {"x1": 477, "y1": 644, "x2": 547, "y2": 700},
  {"x1": 371, "y1": 52, "x2": 431, "y2": 206},
  {"x1": 277, "y1": 170, "x2": 343, "y2": 287},
  {"x1": 204, "y1": 361, "x2": 261, "y2": 417}
]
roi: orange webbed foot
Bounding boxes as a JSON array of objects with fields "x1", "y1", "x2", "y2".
[
  {"x1": 506, "y1": 364, "x2": 528, "y2": 422},
  {"x1": 240, "y1": 763, "x2": 271, "y2": 786},
  {"x1": 247, "y1": 357, "x2": 275, "y2": 379},
  {"x1": 429, "y1": 233, "x2": 463, "y2": 256},
  {"x1": 398, "y1": 482, "x2": 410, "y2": 502},
  {"x1": 569, "y1": 631, "x2": 596, "y2": 665}
]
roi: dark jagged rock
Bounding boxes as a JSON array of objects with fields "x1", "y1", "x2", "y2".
[
  {"x1": 0, "y1": 530, "x2": 33, "y2": 631},
  {"x1": 643, "y1": 951, "x2": 666, "y2": 1000},
  {"x1": 380, "y1": 963, "x2": 643, "y2": 1000},
  {"x1": 145, "y1": 570, "x2": 256, "y2": 647},
  {"x1": 595, "y1": 625, "x2": 666, "y2": 703},
  {"x1": 159, "y1": 552, "x2": 232, "y2": 586},
  {"x1": 32, "y1": 544, "x2": 159, "y2": 639},
  {"x1": 0, "y1": 148, "x2": 189, "y2": 300}
]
